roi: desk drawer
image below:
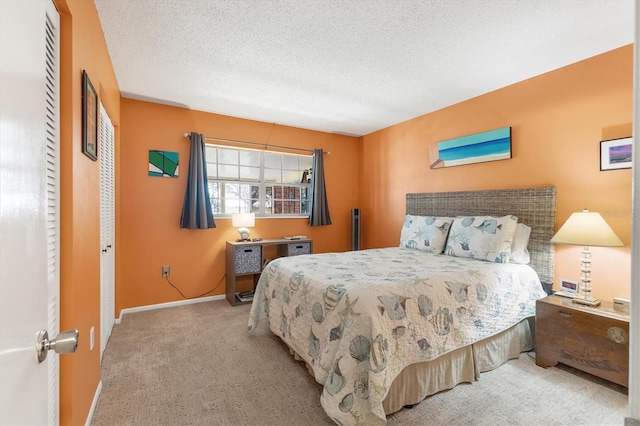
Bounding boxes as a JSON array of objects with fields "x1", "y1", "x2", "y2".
[
  {"x1": 287, "y1": 242, "x2": 311, "y2": 256},
  {"x1": 234, "y1": 245, "x2": 262, "y2": 274}
]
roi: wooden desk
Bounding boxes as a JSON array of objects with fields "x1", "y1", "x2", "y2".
[{"x1": 225, "y1": 238, "x2": 313, "y2": 306}]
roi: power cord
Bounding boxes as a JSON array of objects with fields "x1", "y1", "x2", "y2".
[{"x1": 163, "y1": 274, "x2": 226, "y2": 299}]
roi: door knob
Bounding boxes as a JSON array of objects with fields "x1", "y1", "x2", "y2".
[{"x1": 36, "y1": 329, "x2": 79, "y2": 363}]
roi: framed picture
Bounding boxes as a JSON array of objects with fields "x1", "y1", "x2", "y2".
[
  {"x1": 429, "y1": 126, "x2": 511, "y2": 169},
  {"x1": 82, "y1": 70, "x2": 98, "y2": 161},
  {"x1": 600, "y1": 137, "x2": 632, "y2": 171},
  {"x1": 148, "y1": 150, "x2": 179, "y2": 178}
]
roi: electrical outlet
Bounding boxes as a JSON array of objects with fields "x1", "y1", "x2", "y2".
[
  {"x1": 90, "y1": 326, "x2": 94, "y2": 351},
  {"x1": 162, "y1": 265, "x2": 170, "y2": 277}
]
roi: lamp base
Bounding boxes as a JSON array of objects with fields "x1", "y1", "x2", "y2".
[
  {"x1": 236, "y1": 226, "x2": 251, "y2": 241},
  {"x1": 572, "y1": 297, "x2": 601, "y2": 307}
]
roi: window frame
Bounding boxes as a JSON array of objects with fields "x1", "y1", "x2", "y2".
[{"x1": 205, "y1": 144, "x2": 312, "y2": 218}]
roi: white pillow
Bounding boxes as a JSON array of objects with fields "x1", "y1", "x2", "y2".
[
  {"x1": 400, "y1": 215, "x2": 453, "y2": 254},
  {"x1": 509, "y1": 223, "x2": 532, "y2": 264},
  {"x1": 444, "y1": 215, "x2": 518, "y2": 263}
]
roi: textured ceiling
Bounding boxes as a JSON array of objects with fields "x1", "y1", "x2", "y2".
[{"x1": 95, "y1": 0, "x2": 634, "y2": 137}]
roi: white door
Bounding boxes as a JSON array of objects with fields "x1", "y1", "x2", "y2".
[
  {"x1": 0, "y1": 1, "x2": 62, "y2": 424},
  {"x1": 99, "y1": 103, "x2": 115, "y2": 358}
]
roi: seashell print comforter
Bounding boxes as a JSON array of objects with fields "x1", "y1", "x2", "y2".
[{"x1": 248, "y1": 247, "x2": 547, "y2": 425}]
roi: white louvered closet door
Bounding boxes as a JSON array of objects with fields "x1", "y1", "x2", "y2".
[
  {"x1": 44, "y1": 4, "x2": 61, "y2": 421},
  {"x1": 99, "y1": 103, "x2": 115, "y2": 358}
]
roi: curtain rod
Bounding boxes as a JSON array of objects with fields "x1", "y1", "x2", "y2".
[{"x1": 183, "y1": 133, "x2": 330, "y2": 155}]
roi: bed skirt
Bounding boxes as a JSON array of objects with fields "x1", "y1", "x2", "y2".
[{"x1": 285, "y1": 316, "x2": 535, "y2": 416}]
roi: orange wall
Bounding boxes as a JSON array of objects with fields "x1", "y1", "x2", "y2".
[
  {"x1": 359, "y1": 45, "x2": 634, "y2": 302},
  {"x1": 56, "y1": 1, "x2": 120, "y2": 424},
  {"x1": 117, "y1": 100, "x2": 358, "y2": 314}
]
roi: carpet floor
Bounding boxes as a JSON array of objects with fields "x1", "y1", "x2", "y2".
[{"x1": 91, "y1": 299, "x2": 628, "y2": 425}]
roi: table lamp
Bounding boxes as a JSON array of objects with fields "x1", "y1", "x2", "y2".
[
  {"x1": 550, "y1": 209, "x2": 623, "y2": 306},
  {"x1": 232, "y1": 212, "x2": 255, "y2": 241}
]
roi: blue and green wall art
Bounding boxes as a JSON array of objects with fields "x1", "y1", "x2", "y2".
[
  {"x1": 149, "y1": 150, "x2": 179, "y2": 177},
  {"x1": 429, "y1": 126, "x2": 511, "y2": 169}
]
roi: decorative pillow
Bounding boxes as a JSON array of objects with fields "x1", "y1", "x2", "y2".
[
  {"x1": 510, "y1": 223, "x2": 532, "y2": 264},
  {"x1": 444, "y1": 215, "x2": 518, "y2": 263},
  {"x1": 399, "y1": 215, "x2": 454, "y2": 254}
]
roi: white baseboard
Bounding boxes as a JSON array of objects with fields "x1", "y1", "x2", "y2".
[
  {"x1": 115, "y1": 294, "x2": 225, "y2": 324},
  {"x1": 85, "y1": 380, "x2": 102, "y2": 426}
]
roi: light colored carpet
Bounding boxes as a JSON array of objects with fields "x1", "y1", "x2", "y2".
[{"x1": 91, "y1": 299, "x2": 628, "y2": 426}]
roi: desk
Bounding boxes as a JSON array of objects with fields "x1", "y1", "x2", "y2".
[{"x1": 225, "y1": 238, "x2": 313, "y2": 306}]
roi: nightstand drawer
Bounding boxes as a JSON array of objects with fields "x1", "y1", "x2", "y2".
[{"x1": 234, "y1": 245, "x2": 262, "y2": 274}]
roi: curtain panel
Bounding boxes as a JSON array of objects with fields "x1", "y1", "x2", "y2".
[
  {"x1": 180, "y1": 132, "x2": 216, "y2": 229},
  {"x1": 308, "y1": 148, "x2": 332, "y2": 226}
]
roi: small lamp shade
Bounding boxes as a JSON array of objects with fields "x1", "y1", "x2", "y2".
[
  {"x1": 551, "y1": 210, "x2": 623, "y2": 247},
  {"x1": 232, "y1": 213, "x2": 255, "y2": 228}
]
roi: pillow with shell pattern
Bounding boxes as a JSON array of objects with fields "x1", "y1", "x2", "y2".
[
  {"x1": 444, "y1": 215, "x2": 518, "y2": 263},
  {"x1": 399, "y1": 215, "x2": 454, "y2": 254}
]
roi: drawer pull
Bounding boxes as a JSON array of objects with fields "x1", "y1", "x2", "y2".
[
  {"x1": 244, "y1": 249, "x2": 253, "y2": 253},
  {"x1": 558, "y1": 310, "x2": 572, "y2": 318},
  {"x1": 295, "y1": 245, "x2": 303, "y2": 249}
]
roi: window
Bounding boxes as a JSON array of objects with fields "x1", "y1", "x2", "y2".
[{"x1": 205, "y1": 145, "x2": 312, "y2": 217}]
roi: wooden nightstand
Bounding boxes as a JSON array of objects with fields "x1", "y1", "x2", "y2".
[{"x1": 535, "y1": 294, "x2": 630, "y2": 387}]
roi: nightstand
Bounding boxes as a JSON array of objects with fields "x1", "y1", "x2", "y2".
[{"x1": 535, "y1": 294, "x2": 630, "y2": 387}]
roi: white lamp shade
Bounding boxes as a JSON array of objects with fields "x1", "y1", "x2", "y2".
[
  {"x1": 232, "y1": 212, "x2": 255, "y2": 228},
  {"x1": 551, "y1": 210, "x2": 623, "y2": 247}
]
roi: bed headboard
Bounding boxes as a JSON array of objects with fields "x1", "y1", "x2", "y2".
[{"x1": 406, "y1": 186, "x2": 556, "y2": 285}]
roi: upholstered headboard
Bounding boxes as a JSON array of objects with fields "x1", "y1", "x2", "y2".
[{"x1": 406, "y1": 186, "x2": 557, "y2": 285}]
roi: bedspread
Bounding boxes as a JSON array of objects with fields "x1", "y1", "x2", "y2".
[{"x1": 247, "y1": 248, "x2": 546, "y2": 425}]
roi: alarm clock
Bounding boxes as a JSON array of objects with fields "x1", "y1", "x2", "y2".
[
  {"x1": 561, "y1": 279, "x2": 578, "y2": 294},
  {"x1": 554, "y1": 279, "x2": 579, "y2": 298}
]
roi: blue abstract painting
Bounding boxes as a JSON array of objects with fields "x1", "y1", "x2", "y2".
[{"x1": 429, "y1": 127, "x2": 512, "y2": 169}]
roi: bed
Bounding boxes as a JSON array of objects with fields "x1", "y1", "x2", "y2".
[{"x1": 248, "y1": 187, "x2": 556, "y2": 425}]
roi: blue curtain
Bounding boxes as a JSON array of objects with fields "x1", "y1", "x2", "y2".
[
  {"x1": 180, "y1": 132, "x2": 216, "y2": 229},
  {"x1": 308, "y1": 148, "x2": 332, "y2": 226}
]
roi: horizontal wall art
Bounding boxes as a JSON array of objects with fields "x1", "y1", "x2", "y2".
[
  {"x1": 149, "y1": 150, "x2": 179, "y2": 177},
  {"x1": 600, "y1": 137, "x2": 632, "y2": 171},
  {"x1": 429, "y1": 126, "x2": 512, "y2": 169}
]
